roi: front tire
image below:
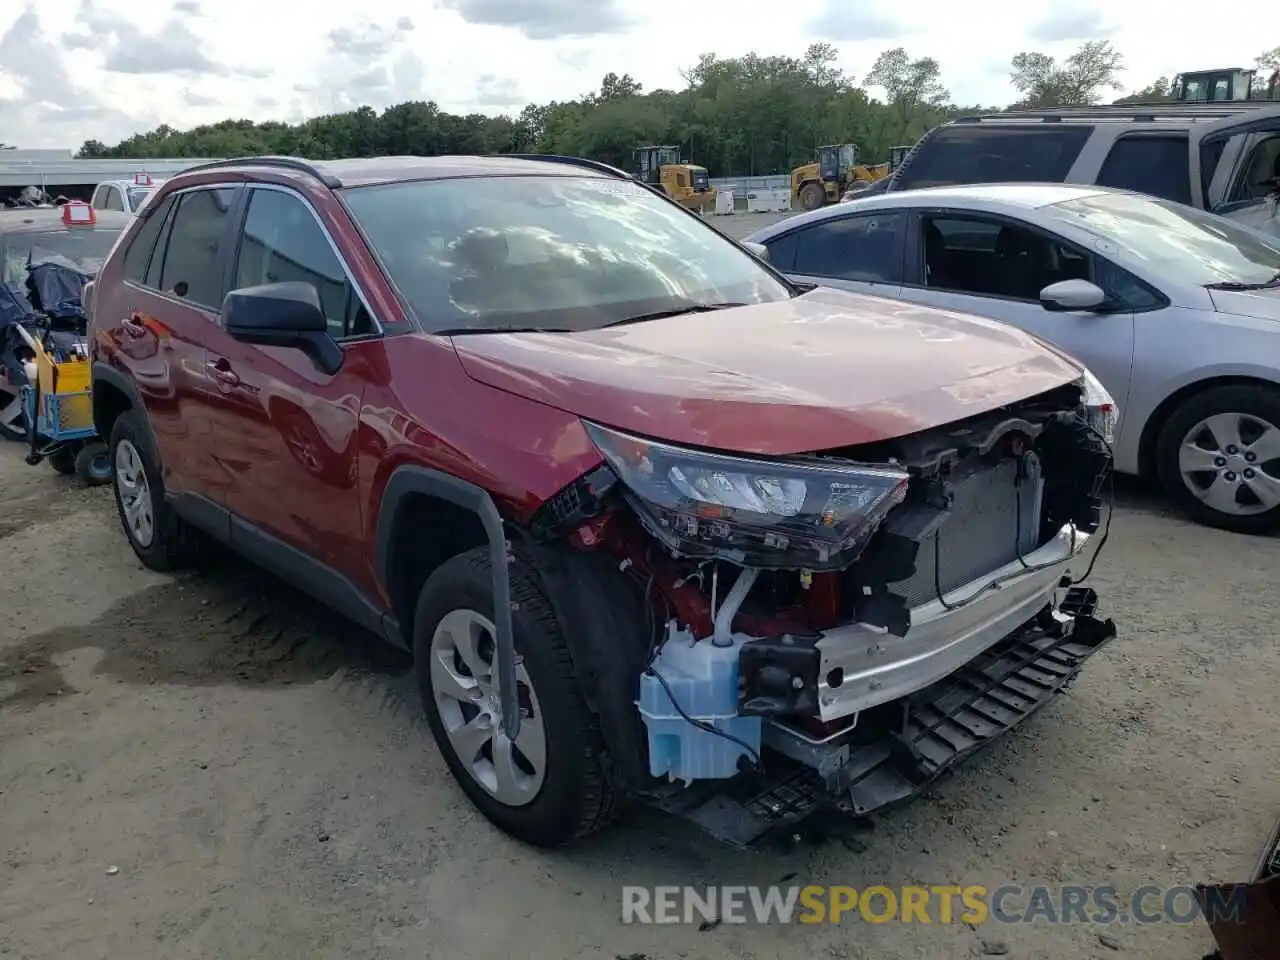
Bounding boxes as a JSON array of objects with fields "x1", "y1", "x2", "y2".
[
  {"x1": 109, "y1": 411, "x2": 207, "y2": 570},
  {"x1": 1156, "y1": 384, "x2": 1280, "y2": 533},
  {"x1": 413, "y1": 547, "x2": 618, "y2": 846}
]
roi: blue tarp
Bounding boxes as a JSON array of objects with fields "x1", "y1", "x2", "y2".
[
  {"x1": 24, "y1": 252, "x2": 91, "y2": 326},
  {"x1": 0, "y1": 254, "x2": 90, "y2": 385}
]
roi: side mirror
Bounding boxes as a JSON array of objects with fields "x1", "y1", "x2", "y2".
[
  {"x1": 742, "y1": 241, "x2": 770, "y2": 262},
  {"x1": 1039, "y1": 279, "x2": 1108, "y2": 313},
  {"x1": 222, "y1": 281, "x2": 343, "y2": 375}
]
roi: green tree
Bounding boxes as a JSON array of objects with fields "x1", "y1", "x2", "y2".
[
  {"x1": 1112, "y1": 77, "x2": 1173, "y2": 104},
  {"x1": 1010, "y1": 40, "x2": 1125, "y2": 107},
  {"x1": 75, "y1": 45, "x2": 970, "y2": 175}
]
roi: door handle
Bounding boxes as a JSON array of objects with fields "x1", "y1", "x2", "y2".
[{"x1": 206, "y1": 358, "x2": 240, "y2": 388}]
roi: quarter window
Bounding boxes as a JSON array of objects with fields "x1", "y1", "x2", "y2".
[
  {"x1": 154, "y1": 187, "x2": 236, "y2": 308},
  {"x1": 1096, "y1": 135, "x2": 1192, "y2": 205},
  {"x1": 233, "y1": 188, "x2": 372, "y2": 340},
  {"x1": 122, "y1": 195, "x2": 176, "y2": 284},
  {"x1": 896, "y1": 125, "x2": 1094, "y2": 190},
  {"x1": 761, "y1": 231, "x2": 799, "y2": 272},
  {"x1": 790, "y1": 212, "x2": 906, "y2": 283}
]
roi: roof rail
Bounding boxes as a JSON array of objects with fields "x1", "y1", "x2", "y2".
[
  {"x1": 179, "y1": 155, "x2": 341, "y2": 188},
  {"x1": 501, "y1": 153, "x2": 636, "y2": 181},
  {"x1": 950, "y1": 102, "x2": 1273, "y2": 125}
]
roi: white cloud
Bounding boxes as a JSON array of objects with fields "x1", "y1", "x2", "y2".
[{"x1": 0, "y1": 0, "x2": 1270, "y2": 150}]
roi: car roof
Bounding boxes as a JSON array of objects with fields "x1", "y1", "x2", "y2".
[
  {"x1": 174, "y1": 155, "x2": 620, "y2": 189},
  {"x1": 0, "y1": 208, "x2": 134, "y2": 234},
  {"x1": 872, "y1": 182, "x2": 1108, "y2": 208},
  {"x1": 750, "y1": 182, "x2": 1119, "y2": 237}
]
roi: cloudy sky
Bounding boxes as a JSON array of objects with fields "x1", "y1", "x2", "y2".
[{"x1": 0, "y1": 0, "x2": 1270, "y2": 150}]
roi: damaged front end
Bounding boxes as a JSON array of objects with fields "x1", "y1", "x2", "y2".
[{"x1": 530, "y1": 376, "x2": 1118, "y2": 846}]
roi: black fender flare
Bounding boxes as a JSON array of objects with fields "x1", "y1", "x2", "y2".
[
  {"x1": 92, "y1": 361, "x2": 158, "y2": 454},
  {"x1": 374, "y1": 465, "x2": 521, "y2": 739},
  {"x1": 518, "y1": 538, "x2": 653, "y2": 793}
]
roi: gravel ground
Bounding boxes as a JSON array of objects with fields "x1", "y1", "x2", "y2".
[
  {"x1": 2, "y1": 244, "x2": 1279, "y2": 959},
  {"x1": 711, "y1": 210, "x2": 795, "y2": 241}
]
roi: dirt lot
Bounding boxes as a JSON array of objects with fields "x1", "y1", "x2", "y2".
[{"x1": 3, "y1": 227, "x2": 1279, "y2": 959}]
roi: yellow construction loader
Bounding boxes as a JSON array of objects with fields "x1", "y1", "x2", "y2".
[
  {"x1": 634, "y1": 145, "x2": 717, "y2": 213},
  {"x1": 790, "y1": 144, "x2": 900, "y2": 211}
]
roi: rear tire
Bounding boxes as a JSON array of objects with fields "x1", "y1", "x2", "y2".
[
  {"x1": 74, "y1": 441, "x2": 111, "y2": 486},
  {"x1": 413, "y1": 547, "x2": 618, "y2": 846},
  {"x1": 108, "y1": 411, "x2": 207, "y2": 570},
  {"x1": 798, "y1": 181, "x2": 826, "y2": 211},
  {"x1": 48, "y1": 446, "x2": 77, "y2": 475},
  {"x1": 1155, "y1": 384, "x2": 1280, "y2": 534}
]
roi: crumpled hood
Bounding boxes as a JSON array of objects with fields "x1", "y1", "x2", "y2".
[
  {"x1": 451, "y1": 288, "x2": 1084, "y2": 455},
  {"x1": 1208, "y1": 286, "x2": 1280, "y2": 322}
]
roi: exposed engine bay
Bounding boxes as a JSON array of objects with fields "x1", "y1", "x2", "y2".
[{"x1": 531, "y1": 377, "x2": 1117, "y2": 846}]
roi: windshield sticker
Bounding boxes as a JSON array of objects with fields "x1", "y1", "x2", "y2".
[{"x1": 580, "y1": 178, "x2": 648, "y2": 198}]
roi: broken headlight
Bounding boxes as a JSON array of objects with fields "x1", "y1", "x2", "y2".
[
  {"x1": 1081, "y1": 368, "x2": 1118, "y2": 445},
  {"x1": 583, "y1": 421, "x2": 909, "y2": 570}
]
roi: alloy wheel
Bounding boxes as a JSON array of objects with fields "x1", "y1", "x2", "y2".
[
  {"x1": 429, "y1": 608, "x2": 547, "y2": 807},
  {"x1": 114, "y1": 438, "x2": 155, "y2": 548}
]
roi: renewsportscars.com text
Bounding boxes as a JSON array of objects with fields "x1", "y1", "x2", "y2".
[{"x1": 621, "y1": 884, "x2": 1245, "y2": 926}]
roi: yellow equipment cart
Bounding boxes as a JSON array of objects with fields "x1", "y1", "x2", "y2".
[{"x1": 15, "y1": 323, "x2": 110, "y2": 484}]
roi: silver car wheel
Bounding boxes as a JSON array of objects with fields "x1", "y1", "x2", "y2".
[
  {"x1": 114, "y1": 438, "x2": 155, "y2": 548},
  {"x1": 1178, "y1": 412, "x2": 1280, "y2": 517},
  {"x1": 0, "y1": 387, "x2": 25, "y2": 436},
  {"x1": 429, "y1": 608, "x2": 546, "y2": 807}
]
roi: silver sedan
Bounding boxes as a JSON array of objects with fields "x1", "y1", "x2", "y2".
[{"x1": 744, "y1": 183, "x2": 1280, "y2": 533}]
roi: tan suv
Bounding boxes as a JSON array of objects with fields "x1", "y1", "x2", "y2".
[{"x1": 885, "y1": 101, "x2": 1280, "y2": 216}]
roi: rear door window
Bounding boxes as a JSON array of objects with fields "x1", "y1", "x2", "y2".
[
  {"x1": 152, "y1": 187, "x2": 237, "y2": 308},
  {"x1": 1095, "y1": 134, "x2": 1192, "y2": 205},
  {"x1": 923, "y1": 215, "x2": 1091, "y2": 301},
  {"x1": 790, "y1": 211, "x2": 907, "y2": 282},
  {"x1": 896, "y1": 125, "x2": 1094, "y2": 189}
]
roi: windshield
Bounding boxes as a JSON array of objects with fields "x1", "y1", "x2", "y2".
[
  {"x1": 1046, "y1": 192, "x2": 1280, "y2": 286},
  {"x1": 340, "y1": 174, "x2": 790, "y2": 333},
  {"x1": 1, "y1": 229, "x2": 123, "y2": 285},
  {"x1": 127, "y1": 186, "x2": 155, "y2": 211}
]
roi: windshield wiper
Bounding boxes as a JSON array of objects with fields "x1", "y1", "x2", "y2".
[
  {"x1": 601, "y1": 302, "x2": 748, "y2": 328},
  {"x1": 1204, "y1": 271, "x2": 1280, "y2": 291}
]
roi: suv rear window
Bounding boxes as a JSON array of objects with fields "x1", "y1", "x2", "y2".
[
  {"x1": 895, "y1": 125, "x2": 1094, "y2": 190},
  {"x1": 1095, "y1": 134, "x2": 1192, "y2": 205}
]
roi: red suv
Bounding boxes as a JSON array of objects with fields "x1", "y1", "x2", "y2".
[{"x1": 88, "y1": 155, "x2": 1117, "y2": 848}]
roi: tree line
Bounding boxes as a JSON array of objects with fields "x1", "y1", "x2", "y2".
[{"x1": 76, "y1": 42, "x2": 1280, "y2": 178}]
